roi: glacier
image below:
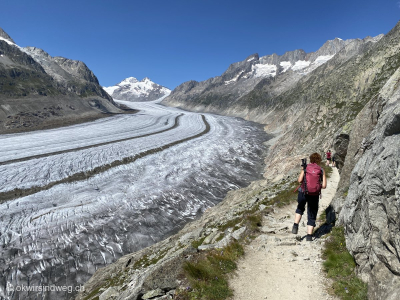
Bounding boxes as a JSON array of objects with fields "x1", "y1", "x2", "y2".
[{"x1": 0, "y1": 100, "x2": 269, "y2": 300}]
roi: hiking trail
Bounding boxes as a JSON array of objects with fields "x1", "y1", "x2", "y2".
[{"x1": 229, "y1": 167, "x2": 340, "y2": 300}]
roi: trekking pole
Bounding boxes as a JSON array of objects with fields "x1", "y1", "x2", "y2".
[{"x1": 301, "y1": 158, "x2": 308, "y2": 194}]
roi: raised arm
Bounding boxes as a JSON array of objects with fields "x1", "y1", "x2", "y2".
[{"x1": 298, "y1": 170, "x2": 304, "y2": 183}]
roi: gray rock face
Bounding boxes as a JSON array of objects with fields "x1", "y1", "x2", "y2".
[
  {"x1": 142, "y1": 288, "x2": 164, "y2": 299},
  {"x1": 23, "y1": 46, "x2": 102, "y2": 85},
  {"x1": 0, "y1": 28, "x2": 111, "y2": 101},
  {"x1": 339, "y1": 67, "x2": 400, "y2": 299},
  {"x1": 99, "y1": 287, "x2": 119, "y2": 300},
  {"x1": 307, "y1": 38, "x2": 352, "y2": 61},
  {"x1": 0, "y1": 27, "x2": 119, "y2": 133},
  {"x1": 0, "y1": 41, "x2": 47, "y2": 74},
  {"x1": 333, "y1": 133, "x2": 349, "y2": 171},
  {"x1": 22, "y1": 47, "x2": 78, "y2": 83},
  {"x1": 53, "y1": 56, "x2": 100, "y2": 84},
  {"x1": 260, "y1": 49, "x2": 307, "y2": 65},
  {"x1": 0, "y1": 28, "x2": 14, "y2": 43}
]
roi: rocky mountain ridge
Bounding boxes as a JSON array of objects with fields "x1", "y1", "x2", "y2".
[
  {"x1": 0, "y1": 28, "x2": 123, "y2": 133},
  {"x1": 103, "y1": 77, "x2": 171, "y2": 102},
  {"x1": 23, "y1": 47, "x2": 101, "y2": 84},
  {"x1": 77, "y1": 21, "x2": 400, "y2": 300},
  {"x1": 163, "y1": 35, "x2": 382, "y2": 113}
]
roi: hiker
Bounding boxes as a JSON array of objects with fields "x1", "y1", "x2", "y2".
[
  {"x1": 332, "y1": 152, "x2": 336, "y2": 167},
  {"x1": 325, "y1": 150, "x2": 332, "y2": 166},
  {"x1": 292, "y1": 153, "x2": 327, "y2": 241}
]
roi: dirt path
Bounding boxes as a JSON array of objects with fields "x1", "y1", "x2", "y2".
[{"x1": 230, "y1": 167, "x2": 340, "y2": 300}]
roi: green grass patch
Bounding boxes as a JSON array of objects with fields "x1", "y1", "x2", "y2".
[
  {"x1": 319, "y1": 209, "x2": 327, "y2": 222},
  {"x1": 335, "y1": 102, "x2": 346, "y2": 109},
  {"x1": 214, "y1": 233, "x2": 225, "y2": 243},
  {"x1": 262, "y1": 181, "x2": 299, "y2": 207},
  {"x1": 322, "y1": 227, "x2": 368, "y2": 300},
  {"x1": 179, "y1": 241, "x2": 244, "y2": 300},
  {"x1": 83, "y1": 286, "x2": 101, "y2": 300},
  {"x1": 83, "y1": 268, "x2": 129, "y2": 300},
  {"x1": 217, "y1": 217, "x2": 242, "y2": 232},
  {"x1": 245, "y1": 214, "x2": 262, "y2": 231},
  {"x1": 191, "y1": 237, "x2": 207, "y2": 249},
  {"x1": 132, "y1": 247, "x2": 171, "y2": 269},
  {"x1": 321, "y1": 165, "x2": 333, "y2": 179},
  {"x1": 343, "y1": 187, "x2": 349, "y2": 197}
]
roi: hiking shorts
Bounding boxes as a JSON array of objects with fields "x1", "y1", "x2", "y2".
[{"x1": 295, "y1": 192, "x2": 319, "y2": 227}]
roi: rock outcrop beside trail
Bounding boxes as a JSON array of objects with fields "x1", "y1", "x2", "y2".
[{"x1": 336, "y1": 67, "x2": 400, "y2": 300}]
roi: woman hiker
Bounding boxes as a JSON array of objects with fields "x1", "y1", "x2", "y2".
[
  {"x1": 291, "y1": 153, "x2": 327, "y2": 241},
  {"x1": 326, "y1": 149, "x2": 332, "y2": 166}
]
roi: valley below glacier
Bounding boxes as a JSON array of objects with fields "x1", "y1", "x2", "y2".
[{"x1": 0, "y1": 100, "x2": 269, "y2": 300}]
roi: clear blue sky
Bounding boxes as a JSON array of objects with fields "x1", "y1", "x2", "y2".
[{"x1": 1, "y1": 0, "x2": 399, "y2": 89}]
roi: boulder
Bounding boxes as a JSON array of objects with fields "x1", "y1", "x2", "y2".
[
  {"x1": 99, "y1": 287, "x2": 119, "y2": 300},
  {"x1": 142, "y1": 288, "x2": 164, "y2": 299}
]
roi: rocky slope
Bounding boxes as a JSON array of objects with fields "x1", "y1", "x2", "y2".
[
  {"x1": 0, "y1": 28, "x2": 123, "y2": 133},
  {"x1": 103, "y1": 77, "x2": 171, "y2": 102},
  {"x1": 76, "y1": 22, "x2": 400, "y2": 300}
]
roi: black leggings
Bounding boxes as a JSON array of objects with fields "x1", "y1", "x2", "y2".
[{"x1": 295, "y1": 192, "x2": 319, "y2": 227}]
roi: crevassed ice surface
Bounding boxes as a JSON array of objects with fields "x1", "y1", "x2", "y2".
[{"x1": 0, "y1": 100, "x2": 269, "y2": 300}]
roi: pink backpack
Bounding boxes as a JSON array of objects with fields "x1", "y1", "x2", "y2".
[{"x1": 302, "y1": 163, "x2": 323, "y2": 196}]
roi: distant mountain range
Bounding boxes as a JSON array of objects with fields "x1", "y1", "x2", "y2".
[
  {"x1": 104, "y1": 77, "x2": 171, "y2": 102},
  {"x1": 163, "y1": 35, "x2": 383, "y2": 112},
  {"x1": 0, "y1": 27, "x2": 122, "y2": 133}
]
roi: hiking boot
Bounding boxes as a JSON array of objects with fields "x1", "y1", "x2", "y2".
[
  {"x1": 306, "y1": 234, "x2": 313, "y2": 241},
  {"x1": 291, "y1": 223, "x2": 299, "y2": 234}
]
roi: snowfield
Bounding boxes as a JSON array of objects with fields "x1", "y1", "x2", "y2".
[{"x1": 0, "y1": 100, "x2": 268, "y2": 300}]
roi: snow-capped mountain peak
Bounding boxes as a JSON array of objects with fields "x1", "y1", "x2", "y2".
[
  {"x1": 141, "y1": 77, "x2": 152, "y2": 83},
  {"x1": 120, "y1": 77, "x2": 139, "y2": 85},
  {"x1": 104, "y1": 77, "x2": 171, "y2": 102}
]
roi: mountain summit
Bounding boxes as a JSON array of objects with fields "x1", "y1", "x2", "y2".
[
  {"x1": 104, "y1": 77, "x2": 171, "y2": 102},
  {"x1": 0, "y1": 28, "x2": 15, "y2": 44}
]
